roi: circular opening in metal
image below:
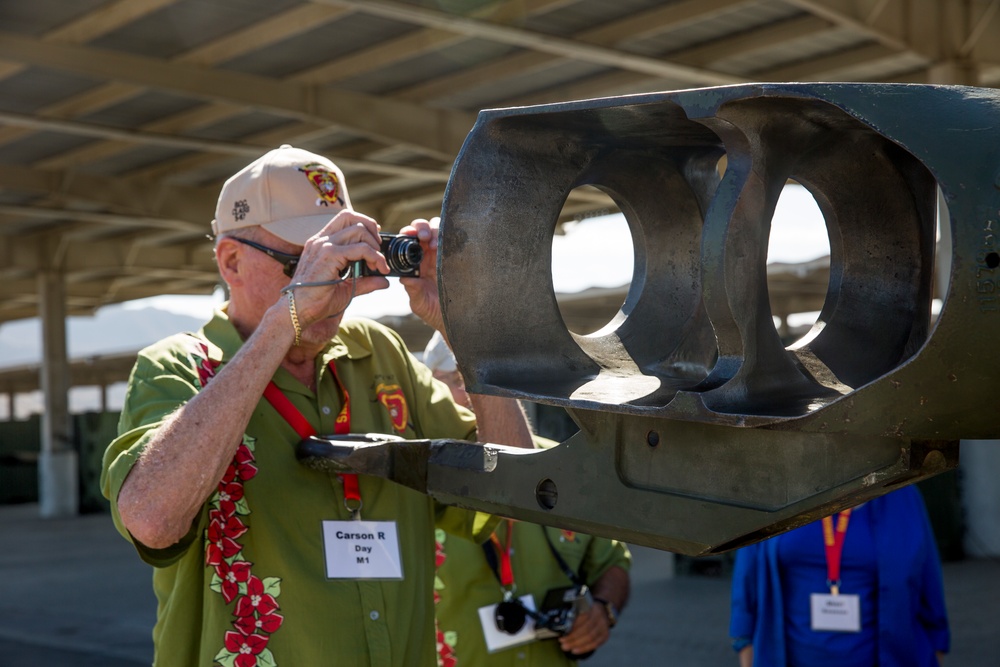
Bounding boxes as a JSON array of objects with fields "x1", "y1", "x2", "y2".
[
  {"x1": 552, "y1": 187, "x2": 629, "y2": 335},
  {"x1": 535, "y1": 478, "x2": 558, "y2": 510},
  {"x1": 766, "y1": 181, "x2": 830, "y2": 345}
]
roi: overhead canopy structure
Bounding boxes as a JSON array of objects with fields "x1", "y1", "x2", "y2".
[
  {"x1": 0, "y1": 0, "x2": 991, "y2": 517},
  {"x1": 0, "y1": 0, "x2": 995, "y2": 322}
]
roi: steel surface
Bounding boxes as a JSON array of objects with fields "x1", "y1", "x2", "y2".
[{"x1": 313, "y1": 84, "x2": 999, "y2": 554}]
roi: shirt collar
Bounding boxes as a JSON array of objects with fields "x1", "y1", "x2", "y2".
[
  {"x1": 198, "y1": 303, "x2": 241, "y2": 363},
  {"x1": 198, "y1": 305, "x2": 374, "y2": 388}
]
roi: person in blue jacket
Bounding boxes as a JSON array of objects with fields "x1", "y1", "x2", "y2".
[{"x1": 729, "y1": 485, "x2": 949, "y2": 667}]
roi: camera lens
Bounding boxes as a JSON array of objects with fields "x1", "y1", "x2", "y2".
[
  {"x1": 495, "y1": 600, "x2": 527, "y2": 634},
  {"x1": 385, "y1": 236, "x2": 422, "y2": 275}
]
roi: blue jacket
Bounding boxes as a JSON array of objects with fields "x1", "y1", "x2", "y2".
[{"x1": 729, "y1": 486, "x2": 950, "y2": 667}]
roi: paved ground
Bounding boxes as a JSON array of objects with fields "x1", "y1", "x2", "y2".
[{"x1": 1, "y1": 503, "x2": 997, "y2": 666}]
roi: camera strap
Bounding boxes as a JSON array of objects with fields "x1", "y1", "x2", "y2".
[
  {"x1": 482, "y1": 522, "x2": 586, "y2": 593},
  {"x1": 482, "y1": 520, "x2": 548, "y2": 634},
  {"x1": 262, "y1": 363, "x2": 362, "y2": 519},
  {"x1": 482, "y1": 519, "x2": 516, "y2": 596},
  {"x1": 541, "y1": 528, "x2": 586, "y2": 588}
]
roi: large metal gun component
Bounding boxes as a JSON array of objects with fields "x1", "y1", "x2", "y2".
[{"x1": 318, "y1": 84, "x2": 999, "y2": 555}]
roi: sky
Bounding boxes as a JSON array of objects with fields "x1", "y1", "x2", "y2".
[{"x1": 126, "y1": 183, "x2": 830, "y2": 321}]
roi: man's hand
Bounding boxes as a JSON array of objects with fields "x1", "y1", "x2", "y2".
[
  {"x1": 399, "y1": 217, "x2": 444, "y2": 333},
  {"x1": 559, "y1": 565, "x2": 628, "y2": 657},
  {"x1": 558, "y1": 602, "x2": 611, "y2": 656},
  {"x1": 292, "y1": 209, "x2": 390, "y2": 326}
]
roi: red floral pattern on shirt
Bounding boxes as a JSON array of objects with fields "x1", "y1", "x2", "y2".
[
  {"x1": 434, "y1": 529, "x2": 459, "y2": 667},
  {"x1": 437, "y1": 627, "x2": 458, "y2": 667},
  {"x1": 187, "y1": 338, "x2": 285, "y2": 667}
]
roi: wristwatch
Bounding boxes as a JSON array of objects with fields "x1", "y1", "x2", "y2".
[{"x1": 592, "y1": 597, "x2": 619, "y2": 628}]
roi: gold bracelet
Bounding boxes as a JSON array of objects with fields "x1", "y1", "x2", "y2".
[{"x1": 287, "y1": 291, "x2": 302, "y2": 346}]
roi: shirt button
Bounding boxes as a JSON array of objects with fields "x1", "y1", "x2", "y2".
[
  {"x1": 322, "y1": 406, "x2": 332, "y2": 415},
  {"x1": 370, "y1": 610, "x2": 380, "y2": 621}
]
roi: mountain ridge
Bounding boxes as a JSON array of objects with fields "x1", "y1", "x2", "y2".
[{"x1": 0, "y1": 305, "x2": 207, "y2": 368}]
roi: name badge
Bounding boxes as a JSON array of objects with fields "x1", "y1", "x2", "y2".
[
  {"x1": 810, "y1": 593, "x2": 861, "y2": 632},
  {"x1": 479, "y1": 595, "x2": 537, "y2": 653},
  {"x1": 322, "y1": 520, "x2": 403, "y2": 579}
]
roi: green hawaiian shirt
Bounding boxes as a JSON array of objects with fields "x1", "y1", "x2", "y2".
[
  {"x1": 102, "y1": 307, "x2": 493, "y2": 667},
  {"x1": 434, "y1": 513, "x2": 630, "y2": 666}
]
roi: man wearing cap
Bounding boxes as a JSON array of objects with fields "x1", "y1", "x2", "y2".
[{"x1": 101, "y1": 145, "x2": 533, "y2": 667}]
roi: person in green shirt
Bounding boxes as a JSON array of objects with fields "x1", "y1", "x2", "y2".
[
  {"x1": 101, "y1": 145, "x2": 533, "y2": 667},
  {"x1": 423, "y1": 332, "x2": 631, "y2": 666}
]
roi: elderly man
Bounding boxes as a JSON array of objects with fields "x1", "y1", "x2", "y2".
[{"x1": 102, "y1": 145, "x2": 532, "y2": 667}]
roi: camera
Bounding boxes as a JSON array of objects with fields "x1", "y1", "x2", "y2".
[
  {"x1": 533, "y1": 584, "x2": 593, "y2": 640},
  {"x1": 355, "y1": 233, "x2": 422, "y2": 278},
  {"x1": 493, "y1": 585, "x2": 596, "y2": 660}
]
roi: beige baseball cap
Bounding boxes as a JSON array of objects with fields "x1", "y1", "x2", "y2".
[{"x1": 211, "y1": 144, "x2": 352, "y2": 245}]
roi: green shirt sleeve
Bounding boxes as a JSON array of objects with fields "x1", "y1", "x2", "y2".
[
  {"x1": 100, "y1": 333, "x2": 214, "y2": 566},
  {"x1": 581, "y1": 534, "x2": 632, "y2": 584}
]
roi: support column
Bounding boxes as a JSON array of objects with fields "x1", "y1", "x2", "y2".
[
  {"x1": 38, "y1": 268, "x2": 78, "y2": 518},
  {"x1": 960, "y1": 440, "x2": 1000, "y2": 557},
  {"x1": 926, "y1": 60, "x2": 980, "y2": 86}
]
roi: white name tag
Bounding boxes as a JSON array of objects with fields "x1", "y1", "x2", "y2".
[
  {"x1": 810, "y1": 593, "x2": 861, "y2": 632},
  {"x1": 479, "y1": 595, "x2": 538, "y2": 653},
  {"x1": 322, "y1": 520, "x2": 403, "y2": 579}
]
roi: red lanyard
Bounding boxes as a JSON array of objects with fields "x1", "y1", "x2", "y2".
[
  {"x1": 821, "y1": 509, "x2": 852, "y2": 595},
  {"x1": 489, "y1": 519, "x2": 516, "y2": 591},
  {"x1": 262, "y1": 363, "x2": 361, "y2": 515}
]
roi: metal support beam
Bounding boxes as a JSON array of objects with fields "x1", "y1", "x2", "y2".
[
  {"x1": 0, "y1": 110, "x2": 452, "y2": 182},
  {"x1": 0, "y1": 30, "x2": 475, "y2": 160},
  {"x1": 37, "y1": 259, "x2": 78, "y2": 518},
  {"x1": 317, "y1": 0, "x2": 744, "y2": 86}
]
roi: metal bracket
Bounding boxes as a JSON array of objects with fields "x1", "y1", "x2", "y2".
[{"x1": 313, "y1": 84, "x2": 998, "y2": 554}]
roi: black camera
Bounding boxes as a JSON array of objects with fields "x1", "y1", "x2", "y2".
[
  {"x1": 355, "y1": 233, "x2": 422, "y2": 278},
  {"x1": 533, "y1": 585, "x2": 593, "y2": 640},
  {"x1": 493, "y1": 585, "x2": 595, "y2": 660},
  {"x1": 493, "y1": 585, "x2": 593, "y2": 638}
]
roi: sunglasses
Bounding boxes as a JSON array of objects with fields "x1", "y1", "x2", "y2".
[{"x1": 231, "y1": 236, "x2": 300, "y2": 278}]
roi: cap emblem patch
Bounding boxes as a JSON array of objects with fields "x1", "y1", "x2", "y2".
[{"x1": 298, "y1": 163, "x2": 345, "y2": 207}]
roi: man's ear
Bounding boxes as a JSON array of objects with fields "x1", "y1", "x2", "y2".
[{"x1": 215, "y1": 237, "x2": 243, "y2": 287}]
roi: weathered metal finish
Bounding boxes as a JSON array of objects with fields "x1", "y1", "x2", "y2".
[{"x1": 313, "y1": 84, "x2": 999, "y2": 554}]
